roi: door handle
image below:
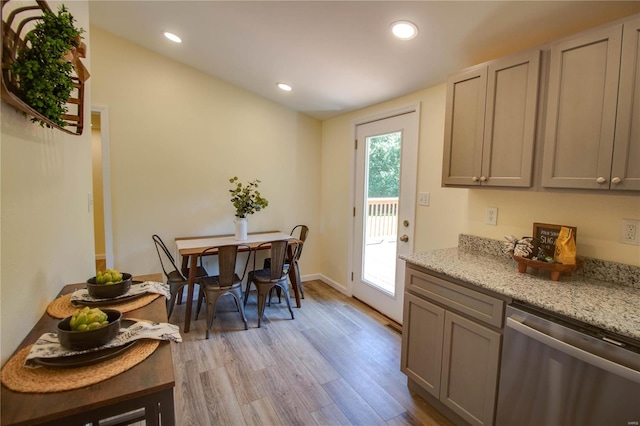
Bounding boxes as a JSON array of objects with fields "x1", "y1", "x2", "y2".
[{"x1": 400, "y1": 235, "x2": 409, "y2": 242}]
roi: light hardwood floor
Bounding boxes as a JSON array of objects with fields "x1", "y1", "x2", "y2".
[{"x1": 169, "y1": 280, "x2": 453, "y2": 426}]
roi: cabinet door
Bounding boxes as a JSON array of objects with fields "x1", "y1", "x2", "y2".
[
  {"x1": 440, "y1": 311, "x2": 501, "y2": 426},
  {"x1": 612, "y1": 17, "x2": 640, "y2": 191},
  {"x1": 442, "y1": 66, "x2": 487, "y2": 186},
  {"x1": 401, "y1": 293, "x2": 445, "y2": 399},
  {"x1": 482, "y1": 50, "x2": 540, "y2": 187},
  {"x1": 542, "y1": 25, "x2": 623, "y2": 189}
]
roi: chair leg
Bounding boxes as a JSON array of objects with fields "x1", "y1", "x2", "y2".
[
  {"x1": 267, "y1": 287, "x2": 281, "y2": 306},
  {"x1": 279, "y1": 282, "x2": 295, "y2": 320},
  {"x1": 294, "y1": 261, "x2": 304, "y2": 299},
  {"x1": 256, "y1": 283, "x2": 274, "y2": 328},
  {"x1": 243, "y1": 281, "x2": 253, "y2": 306},
  {"x1": 195, "y1": 285, "x2": 205, "y2": 320},
  {"x1": 230, "y1": 286, "x2": 248, "y2": 330},
  {"x1": 167, "y1": 282, "x2": 186, "y2": 320},
  {"x1": 205, "y1": 291, "x2": 225, "y2": 339},
  {"x1": 167, "y1": 294, "x2": 177, "y2": 319}
]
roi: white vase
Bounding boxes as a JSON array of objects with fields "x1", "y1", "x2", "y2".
[{"x1": 234, "y1": 217, "x2": 248, "y2": 241}]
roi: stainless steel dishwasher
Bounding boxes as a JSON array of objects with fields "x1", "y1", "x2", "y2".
[{"x1": 496, "y1": 303, "x2": 640, "y2": 426}]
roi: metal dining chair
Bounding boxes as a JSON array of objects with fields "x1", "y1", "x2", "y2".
[
  {"x1": 244, "y1": 239, "x2": 298, "y2": 328},
  {"x1": 152, "y1": 234, "x2": 208, "y2": 319},
  {"x1": 264, "y1": 225, "x2": 309, "y2": 302},
  {"x1": 196, "y1": 244, "x2": 251, "y2": 337}
]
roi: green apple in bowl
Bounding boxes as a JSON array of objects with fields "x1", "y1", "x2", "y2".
[
  {"x1": 58, "y1": 308, "x2": 122, "y2": 350},
  {"x1": 87, "y1": 270, "x2": 132, "y2": 298}
]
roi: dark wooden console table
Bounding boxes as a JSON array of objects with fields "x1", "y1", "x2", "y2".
[{"x1": 1, "y1": 274, "x2": 175, "y2": 425}]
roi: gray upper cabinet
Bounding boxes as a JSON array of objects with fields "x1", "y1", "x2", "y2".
[
  {"x1": 443, "y1": 50, "x2": 540, "y2": 187},
  {"x1": 542, "y1": 16, "x2": 640, "y2": 191},
  {"x1": 612, "y1": 17, "x2": 640, "y2": 191}
]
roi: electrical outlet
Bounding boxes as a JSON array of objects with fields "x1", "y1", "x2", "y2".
[
  {"x1": 418, "y1": 192, "x2": 430, "y2": 206},
  {"x1": 485, "y1": 207, "x2": 498, "y2": 226},
  {"x1": 620, "y1": 219, "x2": 640, "y2": 245}
]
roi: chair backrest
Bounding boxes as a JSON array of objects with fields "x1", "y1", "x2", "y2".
[
  {"x1": 201, "y1": 244, "x2": 251, "y2": 287},
  {"x1": 152, "y1": 234, "x2": 184, "y2": 280},
  {"x1": 290, "y1": 225, "x2": 309, "y2": 261},
  {"x1": 255, "y1": 240, "x2": 297, "y2": 281}
]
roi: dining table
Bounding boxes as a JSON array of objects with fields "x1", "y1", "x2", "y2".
[
  {"x1": 175, "y1": 231, "x2": 302, "y2": 333},
  {"x1": 0, "y1": 274, "x2": 175, "y2": 426}
]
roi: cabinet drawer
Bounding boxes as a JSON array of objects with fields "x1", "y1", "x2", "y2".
[{"x1": 406, "y1": 268, "x2": 504, "y2": 328}]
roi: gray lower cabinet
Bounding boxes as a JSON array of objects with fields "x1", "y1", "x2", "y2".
[{"x1": 401, "y1": 265, "x2": 504, "y2": 426}]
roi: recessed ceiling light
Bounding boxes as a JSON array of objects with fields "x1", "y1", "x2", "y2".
[
  {"x1": 277, "y1": 83, "x2": 292, "y2": 92},
  {"x1": 163, "y1": 31, "x2": 182, "y2": 43},
  {"x1": 391, "y1": 21, "x2": 418, "y2": 40}
]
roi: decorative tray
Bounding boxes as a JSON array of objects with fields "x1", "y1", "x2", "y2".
[{"x1": 512, "y1": 255, "x2": 581, "y2": 281}]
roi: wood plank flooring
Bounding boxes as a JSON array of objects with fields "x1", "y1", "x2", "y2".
[{"x1": 169, "y1": 280, "x2": 453, "y2": 426}]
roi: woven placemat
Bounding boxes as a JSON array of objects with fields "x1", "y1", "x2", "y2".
[
  {"x1": 47, "y1": 293, "x2": 160, "y2": 319},
  {"x1": 0, "y1": 340, "x2": 159, "y2": 393}
]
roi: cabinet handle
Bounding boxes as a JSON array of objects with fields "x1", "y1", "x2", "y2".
[
  {"x1": 472, "y1": 176, "x2": 479, "y2": 182},
  {"x1": 611, "y1": 177, "x2": 622, "y2": 185},
  {"x1": 596, "y1": 177, "x2": 607, "y2": 184},
  {"x1": 399, "y1": 235, "x2": 409, "y2": 242},
  {"x1": 480, "y1": 176, "x2": 487, "y2": 182}
]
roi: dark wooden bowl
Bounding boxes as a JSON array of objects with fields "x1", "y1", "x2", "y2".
[
  {"x1": 57, "y1": 309, "x2": 122, "y2": 350},
  {"x1": 86, "y1": 273, "x2": 132, "y2": 299}
]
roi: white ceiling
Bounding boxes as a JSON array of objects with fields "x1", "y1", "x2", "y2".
[{"x1": 88, "y1": 1, "x2": 639, "y2": 120}]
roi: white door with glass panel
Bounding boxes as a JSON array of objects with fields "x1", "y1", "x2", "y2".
[{"x1": 352, "y1": 109, "x2": 419, "y2": 323}]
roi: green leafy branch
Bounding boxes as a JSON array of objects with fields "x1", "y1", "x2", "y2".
[{"x1": 229, "y1": 177, "x2": 269, "y2": 218}]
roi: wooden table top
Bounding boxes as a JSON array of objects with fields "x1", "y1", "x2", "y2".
[
  {"x1": 175, "y1": 230, "x2": 294, "y2": 257},
  {"x1": 1, "y1": 274, "x2": 175, "y2": 426}
]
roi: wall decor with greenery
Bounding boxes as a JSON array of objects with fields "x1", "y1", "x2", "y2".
[{"x1": 1, "y1": 0, "x2": 90, "y2": 135}]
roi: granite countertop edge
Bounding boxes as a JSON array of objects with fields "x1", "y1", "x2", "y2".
[{"x1": 400, "y1": 248, "x2": 640, "y2": 341}]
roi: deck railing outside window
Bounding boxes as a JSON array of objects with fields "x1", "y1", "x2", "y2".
[{"x1": 366, "y1": 197, "x2": 398, "y2": 240}]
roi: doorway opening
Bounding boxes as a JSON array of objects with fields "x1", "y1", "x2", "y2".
[
  {"x1": 91, "y1": 106, "x2": 114, "y2": 272},
  {"x1": 351, "y1": 105, "x2": 419, "y2": 323}
]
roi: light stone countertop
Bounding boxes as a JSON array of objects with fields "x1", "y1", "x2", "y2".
[{"x1": 400, "y1": 248, "x2": 640, "y2": 341}]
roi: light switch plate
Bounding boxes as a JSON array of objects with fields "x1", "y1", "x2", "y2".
[{"x1": 418, "y1": 192, "x2": 430, "y2": 206}]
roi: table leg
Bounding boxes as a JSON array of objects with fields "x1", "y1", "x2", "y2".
[
  {"x1": 287, "y1": 246, "x2": 301, "y2": 308},
  {"x1": 184, "y1": 254, "x2": 197, "y2": 333}
]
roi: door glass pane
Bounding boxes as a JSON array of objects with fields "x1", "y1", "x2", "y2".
[{"x1": 363, "y1": 131, "x2": 401, "y2": 295}]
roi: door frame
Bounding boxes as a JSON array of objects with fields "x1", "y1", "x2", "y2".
[
  {"x1": 91, "y1": 105, "x2": 115, "y2": 269},
  {"x1": 347, "y1": 103, "x2": 421, "y2": 300}
]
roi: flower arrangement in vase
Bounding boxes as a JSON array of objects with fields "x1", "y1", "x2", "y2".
[{"x1": 229, "y1": 177, "x2": 268, "y2": 240}]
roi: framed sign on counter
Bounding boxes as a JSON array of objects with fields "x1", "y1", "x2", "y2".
[{"x1": 533, "y1": 223, "x2": 577, "y2": 257}]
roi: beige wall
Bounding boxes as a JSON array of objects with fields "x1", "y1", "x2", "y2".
[
  {"x1": 467, "y1": 191, "x2": 640, "y2": 266},
  {"x1": 90, "y1": 27, "x2": 322, "y2": 278},
  {"x1": 1, "y1": 2, "x2": 93, "y2": 364}
]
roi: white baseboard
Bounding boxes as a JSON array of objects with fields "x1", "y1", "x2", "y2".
[{"x1": 301, "y1": 273, "x2": 350, "y2": 296}]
